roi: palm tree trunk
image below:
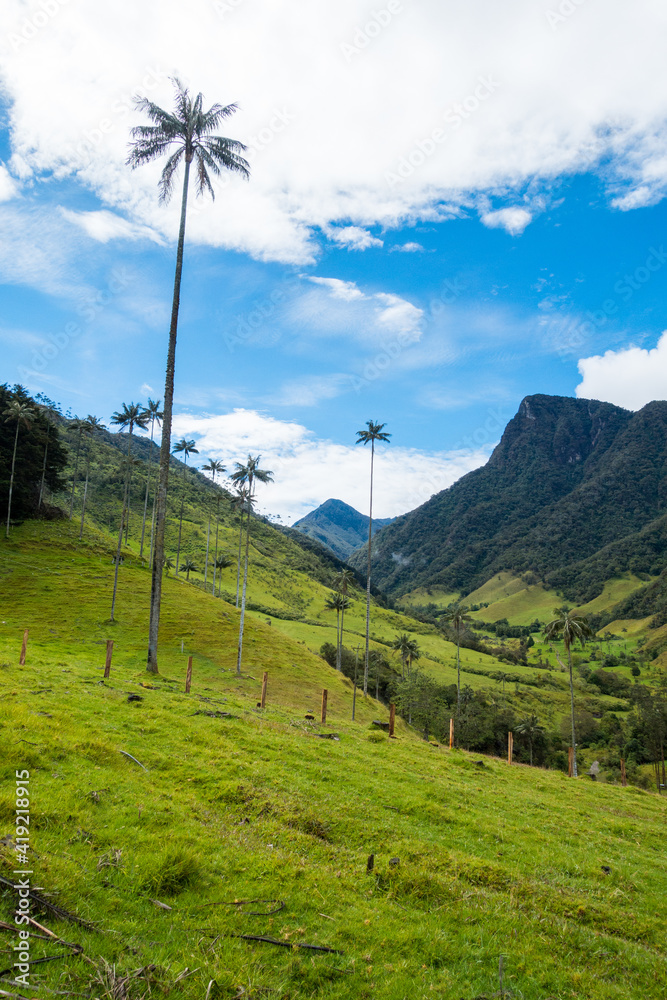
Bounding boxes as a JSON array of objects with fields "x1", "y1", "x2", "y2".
[
  {"x1": 212, "y1": 498, "x2": 220, "y2": 597},
  {"x1": 363, "y1": 441, "x2": 375, "y2": 696},
  {"x1": 38, "y1": 423, "x2": 50, "y2": 509},
  {"x1": 235, "y1": 515, "x2": 244, "y2": 607},
  {"x1": 139, "y1": 421, "x2": 155, "y2": 559},
  {"x1": 78, "y1": 451, "x2": 90, "y2": 541},
  {"x1": 567, "y1": 640, "x2": 578, "y2": 777},
  {"x1": 456, "y1": 628, "x2": 461, "y2": 710},
  {"x1": 236, "y1": 501, "x2": 252, "y2": 674},
  {"x1": 336, "y1": 607, "x2": 341, "y2": 671},
  {"x1": 340, "y1": 603, "x2": 346, "y2": 669},
  {"x1": 5, "y1": 422, "x2": 20, "y2": 539},
  {"x1": 175, "y1": 464, "x2": 186, "y2": 575},
  {"x1": 147, "y1": 158, "x2": 191, "y2": 674},
  {"x1": 69, "y1": 428, "x2": 82, "y2": 520},
  {"x1": 204, "y1": 505, "x2": 211, "y2": 591},
  {"x1": 111, "y1": 431, "x2": 134, "y2": 620},
  {"x1": 148, "y1": 496, "x2": 156, "y2": 569}
]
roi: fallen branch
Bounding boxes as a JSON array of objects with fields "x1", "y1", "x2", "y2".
[
  {"x1": 0, "y1": 955, "x2": 70, "y2": 978},
  {"x1": 189, "y1": 899, "x2": 285, "y2": 916},
  {"x1": 233, "y1": 934, "x2": 342, "y2": 954}
]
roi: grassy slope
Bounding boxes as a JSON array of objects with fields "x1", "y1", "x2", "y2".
[{"x1": 2, "y1": 636, "x2": 667, "y2": 999}]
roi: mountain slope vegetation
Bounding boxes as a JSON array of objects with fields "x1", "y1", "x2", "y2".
[
  {"x1": 293, "y1": 498, "x2": 394, "y2": 561},
  {"x1": 352, "y1": 395, "x2": 667, "y2": 607}
]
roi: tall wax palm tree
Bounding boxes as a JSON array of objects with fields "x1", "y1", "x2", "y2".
[
  {"x1": 406, "y1": 637, "x2": 421, "y2": 678},
  {"x1": 514, "y1": 713, "x2": 546, "y2": 766},
  {"x1": 182, "y1": 558, "x2": 197, "y2": 581},
  {"x1": 215, "y1": 554, "x2": 232, "y2": 597},
  {"x1": 78, "y1": 415, "x2": 105, "y2": 541},
  {"x1": 334, "y1": 568, "x2": 355, "y2": 666},
  {"x1": 110, "y1": 403, "x2": 149, "y2": 544},
  {"x1": 391, "y1": 633, "x2": 412, "y2": 680},
  {"x1": 139, "y1": 399, "x2": 163, "y2": 560},
  {"x1": 173, "y1": 438, "x2": 199, "y2": 575},
  {"x1": 231, "y1": 487, "x2": 249, "y2": 607},
  {"x1": 127, "y1": 78, "x2": 250, "y2": 674},
  {"x1": 3, "y1": 399, "x2": 35, "y2": 538},
  {"x1": 356, "y1": 420, "x2": 391, "y2": 696},
  {"x1": 441, "y1": 605, "x2": 474, "y2": 710},
  {"x1": 543, "y1": 608, "x2": 593, "y2": 778},
  {"x1": 230, "y1": 455, "x2": 273, "y2": 675},
  {"x1": 110, "y1": 403, "x2": 149, "y2": 622},
  {"x1": 325, "y1": 592, "x2": 349, "y2": 671},
  {"x1": 202, "y1": 459, "x2": 226, "y2": 592},
  {"x1": 35, "y1": 396, "x2": 59, "y2": 510},
  {"x1": 68, "y1": 417, "x2": 86, "y2": 520}
]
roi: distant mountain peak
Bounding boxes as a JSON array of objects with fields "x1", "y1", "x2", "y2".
[{"x1": 293, "y1": 499, "x2": 394, "y2": 562}]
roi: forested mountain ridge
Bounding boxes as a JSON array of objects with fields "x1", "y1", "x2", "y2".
[
  {"x1": 293, "y1": 497, "x2": 394, "y2": 560},
  {"x1": 350, "y1": 394, "x2": 667, "y2": 602}
]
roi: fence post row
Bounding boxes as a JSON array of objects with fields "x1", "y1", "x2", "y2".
[
  {"x1": 185, "y1": 655, "x2": 193, "y2": 694},
  {"x1": 261, "y1": 671, "x2": 268, "y2": 709},
  {"x1": 321, "y1": 688, "x2": 328, "y2": 724},
  {"x1": 389, "y1": 702, "x2": 395, "y2": 737},
  {"x1": 104, "y1": 639, "x2": 113, "y2": 678}
]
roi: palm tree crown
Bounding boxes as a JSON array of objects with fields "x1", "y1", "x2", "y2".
[
  {"x1": 127, "y1": 78, "x2": 250, "y2": 202},
  {"x1": 355, "y1": 420, "x2": 391, "y2": 697}
]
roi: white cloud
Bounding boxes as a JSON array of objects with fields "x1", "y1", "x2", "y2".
[
  {"x1": 481, "y1": 207, "x2": 532, "y2": 236},
  {"x1": 0, "y1": 165, "x2": 17, "y2": 201},
  {"x1": 326, "y1": 225, "x2": 383, "y2": 250},
  {"x1": 60, "y1": 208, "x2": 164, "y2": 245},
  {"x1": 3, "y1": 0, "x2": 667, "y2": 261},
  {"x1": 576, "y1": 332, "x2": 667, "y2": 410},
  {"x1": 300, "y1": 276, "x2": 424, "y2": 344},
  {"x1": 306, "y1": 276, "x2": 365, "y2": 302},
  {"x1": 390, "y1": 242, "x2": 425, "y2": 252},
  {"x1": 171, "y1": 408, "x2": 491, "y2": 521}
]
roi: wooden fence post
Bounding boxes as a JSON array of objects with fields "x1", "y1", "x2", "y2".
[
  {"x1": 185, "y1": 655, "x2": 193, "y2": 694},
  {"x1": 19, "y1": 629, "x2": 28, "y2": 666},
  {"x1": 389, "y1": 702, "x2": 395, "y2": 737},
  {"x1": 507, "y1": 731, "x2": 513, "y2": 765},
  {"x1": 261, "y1": 671, "x2": 268, "y2": 709},
  {"x1": 449, "y1": 717, "x2": 454, "y2": 749},
  {"x1": 104, "y1": 640, "x2": 113, "y2": 679},
  {"x1": 568, "y1": 747, "x2": 574, "y2": 777},
  {"x1": 321, "y1": 688, "x2": 328, "y2": 724},
  {"x1": 620, "y1": 758, "x2": 627, "y2": 787}
]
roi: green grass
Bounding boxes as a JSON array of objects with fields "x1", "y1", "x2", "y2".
[{"x1": 1, "y1": 522, "x2": 667, "y2": 998}]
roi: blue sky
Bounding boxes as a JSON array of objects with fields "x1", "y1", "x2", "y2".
[{"x1": 2, "y1": 0, "x2": 667, "y2": 520}]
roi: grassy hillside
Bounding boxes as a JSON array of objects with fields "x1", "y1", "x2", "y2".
[{"x1": 2, "y1": 618, "x2": 667, "y2": 999}]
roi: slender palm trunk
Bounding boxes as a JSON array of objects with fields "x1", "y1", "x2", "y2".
[
  {"x1": 148, "y1": 158, "x2": 191, "y2": 673},
  {"x1": 78, "y1": 451, "x2": 90, "y2": 541},
  {"x1": 567, "y1": 640, "x2": 578, "y2": 777},
  {"x1": 111, "y1": 431, "x2": 134, "y2": 620},
  {"x1": 5, "y1": 422, "x2": 21, "y2": 539},
  {"x1": 236, "y1": 498, "x2": 253, "y2": 674},
  {"x1": 212, "y1": 498, "x2": 220, "y2": 596},
  {"x1": 204, "y1": 506, "x2": 211, "y2": 591},
  {"x1": 363, "y1": 441, "x2": 375, "y2": 696},
  {"x1": 69, "y1": 430, "x2": 82, "y2": 520},
  {"x1": 235, "y1": 514, "x2": 244, "y2": 607},
  {"x1": 149, "y1": 497, "x2": 157, "y2": 569},
  {"x1": 336, "y1": 607, "x2": 341, "y2": 670},
  {"x1": 140, "y1": 420, "x2": 155, "y2": 559},
  {"x1": 456, "y1": 630, "x2": 461, "y2": 710},
  {"x1": 38, "y1": 423, "x2": 50, "y2": 509},
  {"x1": 340, "y1": 602, "x2": 346, "y2": 669},
  {"x1": 175, "y1": 464, "x2": 187, "y2": 574}
]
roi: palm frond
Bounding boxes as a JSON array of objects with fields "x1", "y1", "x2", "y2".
[{"x1": 158, "y1": 146, "x2": 186, "y2": 203}]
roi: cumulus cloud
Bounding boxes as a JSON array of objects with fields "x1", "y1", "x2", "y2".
[
  {"x1": 481, "y1": 207, "x2": 532, "y2": 236},
  {"x1": 326, "y1": 225, "x2": 383, "y2": 250},
  {"x1": 0, "y1": 165, "x2": 17, "y2": 201},
  {"x1": 389, "y1": 242, "x2": 425, "y2": 252},
  {"x1": 171, "y1": 408, "x2": 491, "y2": 521},
  {"x1": 60, "y1": 208, "x2": 164, "y2": 244},
  {"x1": 299, "y1": 276, "x2": 424, "y2": 343},
  {"x1": 3, "y1": 0, "x2": 667, "y2": 261},
  {"x1": 576, "y1": 332, "x2": 667, "y2": 410}
]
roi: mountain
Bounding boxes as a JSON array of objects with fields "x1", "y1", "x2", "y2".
[
  {"x1": 349, "y1": 393, "x2": 667, "y2": 603},
  {"x1": 292, "y1": 497, "x2": 394, "y2": 561}
]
